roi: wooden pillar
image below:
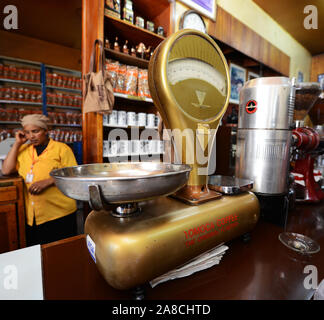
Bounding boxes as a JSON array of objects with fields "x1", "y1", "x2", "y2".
[{"x1": 82, "y1": 0, "x2": 104, "y2": 164}]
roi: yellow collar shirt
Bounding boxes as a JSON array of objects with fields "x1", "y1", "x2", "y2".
[{"x1": 17, "y1": 139, "x2": 77, "y2": 226}]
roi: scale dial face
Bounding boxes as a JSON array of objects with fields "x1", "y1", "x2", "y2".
[
  {"x1": 179, "y1": 10, "x2": 206, "y2": 34},
  {"x1": 166, "y1": 34, "x2": 228, "y2": 122}
]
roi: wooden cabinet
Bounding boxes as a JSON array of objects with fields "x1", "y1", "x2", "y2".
[
  {"x1": 0, "y1": 177, "x2": 26, "y2": 253},
  {"x1": 82, "y1": 0, "x2": 173, "y2": 164}
]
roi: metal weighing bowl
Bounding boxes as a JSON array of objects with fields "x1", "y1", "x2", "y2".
[{"x1": 50, "y1": 162, "x2": 191, "y2": 208}]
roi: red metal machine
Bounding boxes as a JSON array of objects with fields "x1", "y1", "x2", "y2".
[
  {"x1": 292, "y1": 126, "x2": 324, "y2": 202},
  {"x1": 291, "y1": 82, "x2": 323, "y2": 203}
]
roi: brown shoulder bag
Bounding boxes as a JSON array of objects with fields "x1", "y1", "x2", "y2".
[{"x1": 83, "y1": 39, "x2": 115, "y2": 114}]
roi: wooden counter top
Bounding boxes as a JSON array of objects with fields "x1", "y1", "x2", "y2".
[{"x1": 41, "y1": 202, "x2": 324, "y2": 300}]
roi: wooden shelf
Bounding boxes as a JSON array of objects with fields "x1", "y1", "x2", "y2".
[
  {"x1": 0, "y1": 100, "x2": 42, "y2": 106},
  {"x1": 105, "y1": 48, "x2": 149, "y2": 69},
  {"x1": 114, "y1": 92, "x2": 153, "y2": 103},
  {"x1": 46, "y1": 85, "x2": 81, "y2": 94},
  {"x1": 103, "y1": 152, "x2": 164, "y2": 157},
  {"x1": 0, "y1": 121, "x2": 20, "y2": 125},
  {"x1": 105, "y1": 15, "x2": 165, "y2": 48},
  {"x1": 103, "y1": 124, "x2": 158, "y2": 130},
  {"x1": 50, "y1": 123, "x2": 81, "y2": 128},
  {"x1": 47, "y1": 104, "x2": 81, "y2": 111},
  {"x1": 0, "y1": 78, "x2": 41, "y2": 87}
]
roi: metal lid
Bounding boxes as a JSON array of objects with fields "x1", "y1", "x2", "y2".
[
  {"x1": 208, "y1": 175, "x2": 253, "y2": 195},
  {"x1": 238, "y1": 77, "x2": 293, "y2": 130}
]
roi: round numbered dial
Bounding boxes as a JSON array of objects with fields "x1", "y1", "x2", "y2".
[
  {"x1": 180, "y1": 11, "x2": 206, "y2": 34},
  {"x1": 167, "y1": 58, "x2": 227, "y2": 121}
]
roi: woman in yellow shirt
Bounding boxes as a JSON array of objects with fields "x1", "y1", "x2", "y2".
[{"x1": 2, "y1": 114, "x2": 78, "y2": 246}]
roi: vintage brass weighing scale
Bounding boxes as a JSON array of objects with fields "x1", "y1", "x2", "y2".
[{"x1": 51, "y1": 30, "x2": 260, "y2": 293}]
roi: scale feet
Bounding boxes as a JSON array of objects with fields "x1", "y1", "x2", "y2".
[
  {"x1": 132, "y1": 286, "x2": 145, "y2": 300},
  {"x1": 242, "y1": 232, "x2": 251, "y2": 243}
]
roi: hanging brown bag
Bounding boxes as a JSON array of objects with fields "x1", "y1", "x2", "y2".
[{"x1": 83, "y1": 39, "x2": 115, "y2": 113}]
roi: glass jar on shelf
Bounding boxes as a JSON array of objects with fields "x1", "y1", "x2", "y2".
[
  {"x1": 57, "y1": 75, "x2": 63, "y2": 87},
  {"x1": 62, "y1": 76, "x2": 68, "y2": 87},
  {"x1": 52, "y1": 73, "x2": 58, "y2": 86},
  {"x1": 0, "y1": 87, "x2": 5, "y2": 99},
  {"x1": 66, "y1": 77, "x2": 72, "y2": 88},
  {"x1": 3, "y1": 66, "x2": 9, "y2": 78},
  {"x1": 36, "y1": 90, "x2": 42, "y2": 102},
  {"x1": 56, "y1": 93, "x2": 63, "y2": 105},
  {"x1": 30, "y1": 90, "x2": 37, "y2": 103},
  {"x1": 71, "y1": 78, "x2": 76, "y2": 89},
  {"x1": 4, "y1": 87, "x2": 12, "y2": 100},
  {"x1": 54, "y1": 129, "x2": 61, "y2": 141},
  {"x1": 17, "y1": 68, "x2": 24, "y2": 80},
  {"x1": 8, "y1": 65, "x2": 17, "y2": 79},
  {"x1": 48, "y1": 130, "x2": 55, "y2": 140},
  {"x1": 6, "y1": 109, "x2": 13, "y2": 121},
  {"x1": 17, "y1": 88, "x2": 24, "y2": 101},
  {"x1": 46, "y1": 93, "x2": 53, "y2": 105},
  {"x1": 0, "y1": 108, "x2": 7, "y2": 121},
  {"x1": 12, "y1": 109, "x2": 19, "y2": 121},
  {"x1": 46, "y1": 73, "x2": 53, "y2": 86},
  {"x1": 23, "y1": 88, "x2": 31, "y2": 101},
  {"x1": 59, "y1": 112, "x2": 66, "y2": 124},
  {"x1": 59, "y1": 130, "x2": 65, "y2": 141},
  {"x1": 24, "y1": 69, "x2": 31, "y2": 81},
  {"x1": 53, "y1": 113, "x2": 59, "y2": 124},
  {"x1": 29, "y1": 70, "x2": 36, "y2": 82},
  {"x1": 11, "y1": 87, "x2": 18, "y2": 100},
  {"x1": 35, "y1": 70, "x2": 40, "y2": 83},
  {"x1": 0, "y1": 63, "x2": 4, "y2": 77}
]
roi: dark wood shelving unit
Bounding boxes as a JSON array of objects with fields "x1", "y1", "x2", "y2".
[
  {"x1": 104, "y1": 15, "x2": 165, "y2": 49},
  {"x1": 104, "y1": 48, "x2": 149, "y2": 69}
]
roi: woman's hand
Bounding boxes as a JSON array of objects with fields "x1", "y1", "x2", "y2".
[
  {"x1": 15, "y1": 130, "x2": 28, "y2": 146},
  {"x1": 1, "y1": 130, "x2": 27, "y2": 175},
  {"x1": 28, "y1": 178, "x2": 55, "y2": 195}
]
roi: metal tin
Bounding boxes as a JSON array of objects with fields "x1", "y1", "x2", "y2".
[
  {"x1": 146, "y1": 21, "x2": 155, "y2": 32},
  {"x1": 156, "y1": 26, "x2": 164, "y2": 36},
  {"x1": 135, "y1": 16, "x2": 144, "y2": 28}
]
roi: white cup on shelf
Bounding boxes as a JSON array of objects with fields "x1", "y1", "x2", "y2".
[
  {"x1": 109, "y1": 110, "x2": 118, "y2": 126},
  {"x1": 137, "y1": 113, "x2": 146, "y2": 127},
  {"x1": 146, "y1": 113, "x2": 155, "y2": 128},
  {"x1": 117, "y1": 111, "x2": 127, "y2": 127},
  {"x1": 157, "y1": 140, "x2": 164, "y2": 154},
  {"x1": 154, "y1": 115, "x2": 160, "y2": 128},
  {"x1": 103, "y1": 140, "x2": 109, "y2": 157},
  {"x1": 139, "y1": 140, "x2": 148, "y2": 154},
  {"x1": 131, "y1": 140, "x2": 140, "y2": 155},
  {"x1": 118, "y1": 140, "x2": 129, "y2": 156},
  {"x1": 147, "y1": 140, "x2": 155, "y2": 154},
  {"x1": 108, "y1": 140, "x2": 118, "y2": 156},
  {"x1": 103, "y1": 114, "x2": 109, "y2": 126},
  {"x1": 127, "y1": 112, "x2": 137, "y2": 127},
  {"x1": 152, "y1": 140, "x2": 159, "y2": 154}
]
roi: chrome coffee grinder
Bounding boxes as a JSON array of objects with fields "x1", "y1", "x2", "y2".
[
  {"x1": 235, "y1": 77, "x2": 296, "y2": 227},
  {"x1": 51, "y1": 30, "x2": 260, "y2": 294}
]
